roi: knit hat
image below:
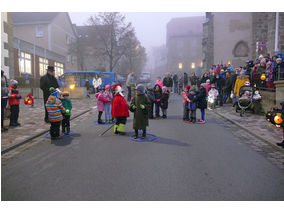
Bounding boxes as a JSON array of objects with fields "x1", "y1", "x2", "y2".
[
  {"x1": 260, "y1": 58, "x2": 266, "y2": 64},
  {"x1": 267, "y1": 61, "x2": 272, "y2": 65},
  {"x1": 211, "y1": 84, "x2": 215, "y2": 88},
  {"x1": 146, "y1": 83, "x2": 152, "y2": 88},
  {"x1": 10, "y1": 79, "x2": 18, "y2": 86},
  {"x1": 240, "y1": 70, "x2": 246, "y2": 75},
  {"x1": 259, "y1": 54, "x2": 264, "y2": 59},
  {"x1": 206, "y1": 79, "x2": 210, "y2": 83},
  {"x1": 276, "y1": 58, "x2": 282, "y2": 61},
  {"x1": 105, "y1": 84, "x2": 111, "y2": 90},
  {"x1": 62, "y1": 91, "x2": 69, "y2": 96},
  {"x1": 162, "y1": 86, "x2": 167, "y2": 92},
  {"x1": 200, "y1": 83, "x2": 207, "y2": 88},
  {"x1": 50, "y1": 88, "x2": 62, "y2": 97},
  {"x1": 135, "y1": 84, "x2": 145, "y2": 93},
  {"x1": 184, "y1": 85, "x2": 191, "y2": 90}
]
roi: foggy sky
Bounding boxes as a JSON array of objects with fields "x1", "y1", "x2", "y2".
[{"x1": 69, "y1": 12, "x2": 205, "y2": 52}]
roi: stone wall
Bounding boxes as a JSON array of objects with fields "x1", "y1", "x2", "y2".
[
  {"x1": 274, "y1": 80, "x2": 284, "y2": 105},
  {"x1": 260, "y1": 90, "x2": 276, "y2": 113}
]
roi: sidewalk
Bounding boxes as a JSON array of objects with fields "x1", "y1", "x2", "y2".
[
  {"x1": 1, "y1": 97, "x2": 95, "y2": 151},
  {"x1": 213, "y1": 104, "x2": 283, "y2": 150}
]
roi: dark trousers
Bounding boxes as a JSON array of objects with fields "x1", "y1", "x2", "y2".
[
  {"x1": 174, "y1": 83, "x2": 178, "y2": 93},
  {"x1": 98, "y1": 111, "x2": 103, "y2": 121},
  {"x1": 1, "y1": 98, "x2": 8, "y2": 125},
  {"x1": 217, "y1": 89, "x2": 223, "y2": 106},
  {"x1": 50, "y1": 121, "x2": 61, "y2": 138},
  {"x1": 127, "y1": 86, "x2": 131, "y2": 102},
  {"x1": 115, "y1": 117, "x2": 127, "y2": 125},
  {"x1": 200, "y1": 109, "x2": 205, "y2": 121},
  {"x1": 135, "y1": 129, "x2": 146, "y2": 136},
  {"x1": 190, "y1": 110, "x2": 196, "y2": 120},
  {"x1": 155, "y1": 102, "x2": 160, "y2": 116},
  {"x1": 62, "y1": 115, "x2": 70, "y2": 133},
  {"x1": 43, "y1": 96, "x2": 48, "y2": 122},
  {"x1": 10, "y1": 105, "x2": 19, "y2": 125},
  {"x1": 183, "y1": 103, "x2": 189, "y2": 120},
  {"x1": 149, "y1": 102, "x2": 154, "y2": 118}
]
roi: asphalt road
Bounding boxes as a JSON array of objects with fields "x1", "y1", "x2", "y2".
[{"x1": 2, "y1": 94, "x2": 284, "y2": 201}]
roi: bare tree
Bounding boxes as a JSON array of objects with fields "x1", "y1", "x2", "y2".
[{"x1": 87, "y1": 12, "x2": 135, "y2": 73}]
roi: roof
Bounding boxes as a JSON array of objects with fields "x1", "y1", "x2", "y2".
[
  {"x1": 12, "y1": 12, "x2": 60, "y2": 25},
  {"x1": 167, "y1": 16, "x2": 205, "y2": 38}
]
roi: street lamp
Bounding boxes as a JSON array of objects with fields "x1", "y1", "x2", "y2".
[
  {"x1": 178, "y1": 63, "x2": 183, "y2": 70},
  {"x1": 191, "y1": 62, "x2": 195, "y2": 69}
]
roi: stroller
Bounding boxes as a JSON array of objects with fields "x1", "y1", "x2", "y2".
[{"x1": 236, "y1": 82, "x2": 261, "y2": 117}]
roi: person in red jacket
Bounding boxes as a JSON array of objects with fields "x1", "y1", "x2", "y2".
[
  {"x1": 112, "y1": 84, "x2": 129, "y2": 135},
  {"x1": 8, "y1": 80, "x2": 21, "y2": 127}
]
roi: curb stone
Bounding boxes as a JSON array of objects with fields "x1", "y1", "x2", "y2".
[
  {"x1": 1, "y1": 108, "x2": 92, "y2": 155},
  {"x1": 212, "y1": 110, "x2": 284, "y2": 154}
]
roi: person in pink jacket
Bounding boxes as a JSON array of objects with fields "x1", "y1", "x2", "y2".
[
  {"x1": 155, "y1": 77, "x2": 163, "y2": 89},
  {"x1": 182, "y1": 85, "x2": 191, "y2": 121},
  {"x1": 95, "y1": 88, "x2": 110, "y2": 124}
]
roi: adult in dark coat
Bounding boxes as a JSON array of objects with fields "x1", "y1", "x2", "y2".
[
  {"x1": 163, "y1": 73, "x2": 173, "y2": 92},
  {"x1": 200, "y1": 73, "x2": 210, "y2": 84},
  {"x1": 173, "y1": 74, "x2": 178, "y2": 93},
  {"x1": 184, "y1": 72, "x2": 189, "y2": 86},
  {"x1": 197, "y1": 83, "x2": 207, "y2": 121},
  {"x1": 212, "y1": 73, "x2": 225, "y2": 106},
  {"x1": 145, "y1": 83, "x2": 155, "y2": 119},
  {"x1": 40, "y1": 66, "x2": 59, "y2": 123},
  {"x1": 223, "y1": 72, "x2": 233, "y2": 103}
]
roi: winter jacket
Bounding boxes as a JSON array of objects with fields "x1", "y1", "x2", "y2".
[
  {"x1": 200, "y1": 76, "x2": 210, "y2": 84},
  {"x1": 197, "y1": 88, "x2": 207, "y2": 110},
  {"x1": 61, "y1": 98, "x2": 72, "y2": 116},
  {"x1": 182, "y1": 91, "x2": 190, "y2": 104},
  {"x1": 8, "y1": 86, "x2": 21, "y2": 106},
  {"x1": 153, "y1": 84, "x2": 162, "y2": 102},
  {"x1": 96, "y1": 92, "x2": 110, "y2": 112},
  {"x1": 104, "y1": 91, "x2": 113, "y2": 106},
  {"x1": 224, "y1": 76, "x2": 233, "y2": 93},
  {"x1": 160, "y1": 91, "x2": 170, "y2": 109},
  {"x1": 40, "y1": 73, "x2": 59, "y2": 100},
  {"x1": 188, "y1": 93, "x2": 197, "y2": 110},
  {"x1": 111, "y1": 94, "x2": 130, "y2": 118},
  {"x1": 145, "y1": 88, "x2": 155, "y2": 103},
  {"x1": 1, "y1": 74, "x2": 9, "y2": 97},
  {"x1": 208, "y1": 88, "x2": 219, "y2": 99},
  {"x1": 265, "y1": 66, "x2": 273, "y2": 82},
  {"x1": 163, "y1": 77, "x2": 173, "y2": 87},
  {"x1": 206, "y1": 84, "x2": 211, "y2": 94},
  {"x1": 212, "y1": 76, "x2": 225, "y2": 90},
  {"x1": 273, "y1": 62, "x2": 284, "y2": 81},
  {"x1": 234, "y1": 75, "x2": 250, "y2": 97},
  {"x1": 130, "y1": 93, "x2": 150, "y2": 130},
  {"x1": 155, "y1": 80, "x2": 163, "y2": 89},
  {"x1": 189, "y1": 75, "x2": 198, "y2": 85},
  {"x1": 45, "y1": 95, "x2": 65, "y2": 122}
]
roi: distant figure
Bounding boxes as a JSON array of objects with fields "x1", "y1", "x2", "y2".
[
  {"x1": 1, "y1": 70, "x2": 9, "y2": 132},
  {"x1": 162, "y1": 73, "x2": 173, "y2": 94},
  {"x1": 126, "y1": 72, "x2": 135, "y2": 102},
  {"x1": 40, "y1": 66, "x2": 59, "y2": 123},
  {"x1": 189, "y1": 72, "x2": 198, "y2": 87},
  {"x1": 173, "y1": 73, "x2": 178, "y2": 93},
  {"x1": 155, "y1": 76, "x2": 163, "y2": 89},
  {"x1": 93, "y1": 74, "x2": 102, "y2": 93},
  {"x1": 184, "y1": 72, "x2": 189, "y2": 86}
]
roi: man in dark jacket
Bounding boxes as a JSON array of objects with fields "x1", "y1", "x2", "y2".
[
  {"x1": 173, "y1": 74, "x2": 178, "y2": 93},
  {"x1": 212, "y1": 73, "x2": 225, "y2": 106},
  {"x1": 223, "y1": 72, "x2": 233, "y2": 104},
  {"x1": 40, "y1": 66, "x2": 59, "y2": 123},
  {"x1": 163, "y1": 73, "x2": 173, "y2": 94},
  {"x1": 189, "y1": 72, "x2": 198, "y2": 87}
]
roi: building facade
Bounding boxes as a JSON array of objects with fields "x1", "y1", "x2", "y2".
[
  {"x1": 1, "y1": 12, "x2": 14, "y2": 79},
  {"x1": 202, "y1": 12, "x2": 284, "y2": 72},
  {"x1": 166, "y1": 16, "x2": 205, "y2": 76},
  {"x1": 12, "y1": 12, "x2": 78, "y2": 87}
]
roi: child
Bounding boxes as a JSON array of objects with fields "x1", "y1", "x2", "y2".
[
  {"x1": 45, "y1": 88, "x2": 65, "y2": 139},
  {"x1": 104, "y1": 84, "x2": 113, "y2": 123},
  {"x1": 155, "y1": 77, "x2": 163, "y2": 89},
  {"x1": 112, "y1": 84, "x2": 130, "y2": 135},
  {"x1": 153, "y1": 84, "x2": 162, "y2": 118},
  {"x1": 130, "y1": 84, "x2": 150, "y2": 139},
  {"x1": 95, "y1": 88, "x2": 110, "y2": 124},
  {"x1": 8, "y1": 79, "x2": 21, "y2": 127},
  {"x1": 187, "y1": 88, "x2": 198, "y2": 123},
  {"x1": 145, "y1": 83, "x2": 155, "y2": 119},
  {"x1": 205, "y1": 79, "x2": 211, "y2": 95},
  {"x1": 208, "y1": 84, "x2": 219, "y2": 109},
  {"x1": 61, "y1": 91, "x2": 72, "y2": 135},
  {"x1": 182, "y1": 85, "x2": 190, "y2": 121},
  {"x1": 160, "y1": 86, "x2": 170, "y2": 119}
]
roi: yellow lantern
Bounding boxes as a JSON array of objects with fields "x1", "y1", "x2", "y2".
[
  {"x1": 260, "y1": 74, "x2": 266, "y2": 81},
  {"x1": 69, "y1": 84, "x2": 76, "y2": 90},
  {"x1": 274, "y1": 113, "x2": 283, "y2": 125}
]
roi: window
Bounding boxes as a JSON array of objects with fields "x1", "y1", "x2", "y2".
[
  {"x1": 66, "y1": 35, "x2": 71, "y2": 44},
  {"x1": 36, "y1": 25, "x2": 44, "y2": 37},
  {"x1": 19, "y1": 52, "x2": 32, "y2": 74},
  {"x1": 39, "y1": 57, "x2": 48, "y2": 76},
  {"x1": 71, "y1": 55, "x2": 76, "y2": 64},
  {"x1": 67, "y1": 55, "x2": 71, "y2": 62},
  {"x1": 54, "y1": 62, "x2": 64, "y2": 77}
]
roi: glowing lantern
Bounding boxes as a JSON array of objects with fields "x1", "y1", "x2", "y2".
[
  {"x1": 24, "y1": 93, "x2": 34, "y2": 105},
  {"x1": 274, "y1": 113, "x2": 283, "y2": 125},
  {"x1": 69, "y1": 84, "x2": 76, "y2": 90},
  {"x1": 260, "y1": 74, "x2": 266, "y2": 81},
  {"x1": 66, "y1": 109, "x2": 70, "y2": 114}
]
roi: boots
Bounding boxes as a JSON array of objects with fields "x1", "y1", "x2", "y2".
[
  {"x1": 117, "y1": 123, "x2": 125, "y2": 135},
  {"x1": 67, "y1": 127, "x2": 70, "y2": 135},
  {"x1": 276, "y1": 140, "x2": 284, "y2": 148},
  {"x1": 114, "y1": 124, "x2": 119, "y2": 134},
  {"x1": 62, "y1": 126, "x2": 66, "y2": 134},
  {"x1": 98, "y1": 119, "x2": 105, "y2": 124},
  {"x1": 133, "y1": 129, "x2": 138, "y2": 139},
  {"x1": 141, "y1": 129, "x2": 146, "y2": 139}
]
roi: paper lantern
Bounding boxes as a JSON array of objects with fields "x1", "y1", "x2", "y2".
[
  {"x1": 260, "y1": 74, "x2": 266, "y2": 81},
  {"x1": 274, "y1": 113, "x2": 283, "y2": 125}
]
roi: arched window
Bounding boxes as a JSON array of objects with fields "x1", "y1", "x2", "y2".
[{"x1": 233, "y1": 41, "x2": 249, "y2": 57}]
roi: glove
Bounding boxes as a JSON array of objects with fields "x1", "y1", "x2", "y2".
[
  {"x1": 140, "y1": 104, "x2": 145, "y2": 109},
  {"x1": 132, "y1": 105, "x2": 136, "y2": 110},
  {"x1": 65, "y1": 109, "x2": 70, "y2": 114}
]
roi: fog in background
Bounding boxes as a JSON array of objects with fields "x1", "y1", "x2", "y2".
[{"x1": 69, "y1": 12, "x2": 205, "y2": 52}]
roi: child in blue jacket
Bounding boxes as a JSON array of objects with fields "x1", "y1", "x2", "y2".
[{"x1": 188, "y1": 88, "x2": 198, "y2": 123}]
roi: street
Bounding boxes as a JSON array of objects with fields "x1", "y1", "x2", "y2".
[{"x1": 2, "y1": 94, "x2": 284, "y2": 201}]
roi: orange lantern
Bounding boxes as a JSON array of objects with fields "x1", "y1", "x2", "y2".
[
  {"x1": 274, "y1": 113, "x2": 283, "y2": 125},
  {"x1": 24, "y1": 93, "x2": 34, "y2": 105},
  {"x1": 260, "y1": 74, "x2": 266, "y2": 81}
]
